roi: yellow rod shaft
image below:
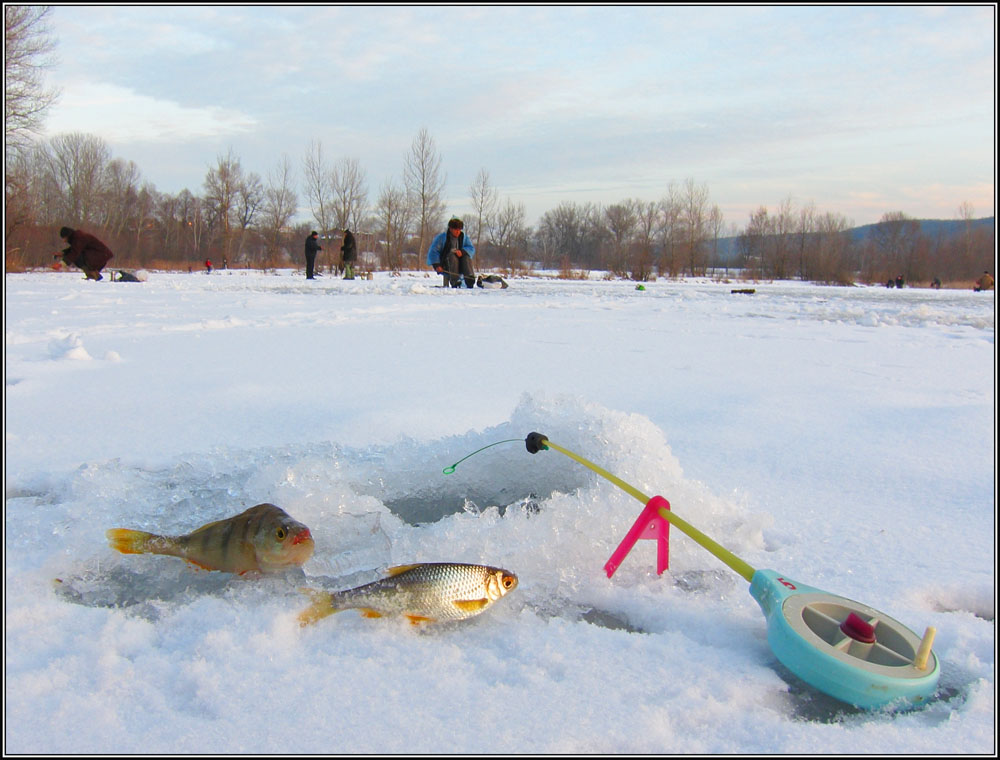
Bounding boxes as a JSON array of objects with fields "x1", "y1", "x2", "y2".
[
  {"x1": 543, "y1": 438, "x2": 757, "y2": 583},
  {"x1": 543, "y1": 440, "x2": 651, "y2": 504}
]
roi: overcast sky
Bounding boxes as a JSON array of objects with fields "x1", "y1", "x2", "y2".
[{"x1": 41, "y1": 4, "x2": 995, "y2": 230}]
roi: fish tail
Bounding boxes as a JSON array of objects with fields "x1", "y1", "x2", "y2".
[
  {"x1": 298, "y1": 589, "x2": 341, "y2": 627},
  {"x1": 106, "y1": 528, "x2": 160, "y2": 555}
]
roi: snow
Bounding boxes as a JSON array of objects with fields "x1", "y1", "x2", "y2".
[{"x1": 4, "y1": 268, "x2": 996, "y2": 754}]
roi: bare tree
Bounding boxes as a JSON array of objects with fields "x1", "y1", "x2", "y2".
[
  {"x1": 260, "y1": 155, "x2": 298, "y2": 267},
  {"x1": 302, "y1": 139, "x2": 335, "y2": 237},
  {"x1": 794, "y1": 201, "x2": 816, "y2": 280},
  {"x1": 234, "y1": 170, "x2": 263, "y2": 263},
  {"x1": 403, "y1": 127, "x2": 446, "y2": 258},
  {"x1": 178, "y1": 189, "x2": 206, "y2": 260},
  {"x1": 45, "y1": 132, "x2": 112, "y2": 226},
  {"x1": 869, "y1": 211, "x2": 920, "y2": 283},
  {"x1": 657, "y1": 184, "x2": 682, "y2": 277},
  {"x1": 603, "y1": 199, "x2": 639, "y2": 277},
  {"x1": 154, "y1": 190, "x2": 183, "y2": 262},
  {"x1": 469, "y1": 167, "x2": 499, "y2": 251},
  {"x1": 203, "y1": 149, "x2": 248, "y2": 262},
  {"x1": 768, "y1": 196, "x2": 795, "y2": 279},
  {"x1": 331, "y1": 156, "x2": 368, "y2": 231},
  {"x1": 634, "y1": 199, "x2": 662, "y2": 281},
  {"x1": 679, "y1": 178, "x2": 709, "y2": 276},
  {"x1": 4, "y1": 5, "x2": 59, "y2": 153},
  {"x1": 813, "y1": 212, "x2": 853, "y2": 284},
  {"x1": 374, "y1": 178, "x2": 413, "y2": 272},
  {"x1": 535, "y1": 201, "x2": 605, "y2": 271},
  {"x1": 488, "y1": 197, "x2": 528, "y2": 272},
  {"x1": 707, "y1": 204, "x2": 725, "y2": 274},
  {"x1": 101, "y1": 158, "x2": 143, "y2": 238},
  {"x1": 738, "y1": 206, "x2": 770, "y2": 280}
]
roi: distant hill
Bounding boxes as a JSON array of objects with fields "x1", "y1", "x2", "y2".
[
  {"x1": 848, "y1": 217, "x2": 994, "y2": 244},
  {"x1": 713, "y1": 217, "x2": 994, "y2": 263}
]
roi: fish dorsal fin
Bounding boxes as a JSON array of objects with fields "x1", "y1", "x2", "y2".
[
  {"x1": 191, "y1": 504, "x2": 282, "y2": 536},
  {"x1": 453, "y1": 598, "x2": 489, "y2": 612},
  {"x1": 386, "y1": 564, "x2": 423, "y2": 577},
  {"x1": 241, "y1": 503, "x2": 283, "y2": 518}
]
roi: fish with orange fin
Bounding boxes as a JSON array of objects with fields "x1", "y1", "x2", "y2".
[
  {"x1": 106, "y1": 503, "x2": 314, "y2": 574},
  {"x1": 298, "y1": 562, "x2": 518, "y2": 626}
]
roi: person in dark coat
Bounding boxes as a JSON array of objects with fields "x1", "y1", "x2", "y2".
[
  {"x1": 340, "y1": 228, "x2": 357, "y2": 280},
  {"x1": 57, "y1": 227, "x2": 114, "y2": 280},
  {"x1": 305, "y1": 231, "x2": 322, "y2": 279}
]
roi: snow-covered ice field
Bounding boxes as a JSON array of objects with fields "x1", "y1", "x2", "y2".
[{"x1": 4, "y1": 269, "x2": 995, "y2": 753}]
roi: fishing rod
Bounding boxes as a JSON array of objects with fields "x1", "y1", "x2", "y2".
[
  {"x1": 522, "y1": 432, "x2": 941, "y2": 710},
  {"x1": 450, "y1": 431, "x2": 941, "y2": 710}
]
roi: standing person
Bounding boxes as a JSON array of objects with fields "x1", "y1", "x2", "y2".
[
  {"x1": 340, "y1": 228, "x2": 357, "y2": 280},
  {"x1": 305, "y1": 230, "x2": 322, "y2": 279},
  {"x1": 426, "y1": 217, "x2": 475, "y2": 288},
  {"x1": 55, "y1": 227, "x2": 114, "y2": 280},
  {"x1": 205, "y1": 258, "x2": 212, "y2": 273}
]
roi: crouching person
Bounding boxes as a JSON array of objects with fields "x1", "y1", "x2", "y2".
[
  {"x1": 427, "y1": 217, "x2": 475, "y2": 288},
  {"x1": 56, "y1": 227, "x2": 114, "y2": 280}
]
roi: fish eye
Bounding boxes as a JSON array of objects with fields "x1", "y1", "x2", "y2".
[
  {"x1": 502, "y1": 575, "x2": 516, "y2": 589},
  {"x1": 276, "y1": 526, "x2": 287, "y2": 540}
]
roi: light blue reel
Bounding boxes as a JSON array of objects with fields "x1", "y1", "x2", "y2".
[{"x1": 750, "y1": 569, "x2": 940, "y2": 709}]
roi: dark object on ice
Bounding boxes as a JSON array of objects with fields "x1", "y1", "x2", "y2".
[
  {"x1": 731, "y1": 288, "x2": 756, "y2": 295},
  {"x1": 341, "y1": 229, "x2": 357, "y2": 279},
  {"x1": 113, "y1": 270, "x2": 141, "y2": 282},
  {"x1": 477, "y1": 274, "x2": 508, "y2": 289},
  {"x1": 931, "y1": 277, "x2": 942, "y2": 289},
  {"x1": 895, "y1": 274, "x2": 905, "y2": 289},
  {"x1": 305, "y1": 230, "x2": 322, "y2": 279},
  {"x1": 56, "y1": 227, "x2": 114, "y2": 280},
  {"x1": 974, "y1": 271, "x2": 994, "y2": 292}
]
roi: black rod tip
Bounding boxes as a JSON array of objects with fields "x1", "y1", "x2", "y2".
[{"x1": 525, "y1": 432, "x2": 549, "y2": 454}]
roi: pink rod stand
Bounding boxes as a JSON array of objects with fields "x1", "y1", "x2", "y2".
[{"x1": 604, "y1": 495, "x2": 671, "y2": 578}]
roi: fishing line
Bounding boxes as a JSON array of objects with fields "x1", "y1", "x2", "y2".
[{"x1": 442, "y1": 439, "x2": 522, "y2": 474}]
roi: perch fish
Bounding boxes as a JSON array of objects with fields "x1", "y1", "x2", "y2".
[
  {"x1": 106, "y1": 503, "x2": 314, "y2": 574},
  {"x1": 299, "y1": 562, "x2": 518, "y2": 626}
]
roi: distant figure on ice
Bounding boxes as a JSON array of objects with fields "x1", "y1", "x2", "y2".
[
  {"x1": 205, "y1": 259, "x2": 212, "y2": 273},
  {"x1": 341, "y1": 228, "x2": 357, "y2": 280},
  {"x1": 305, "y1": 230, "x2": 322, "y2": 279},
  {"x1": 931, "y1": 277, "x2": 942, "y2": 289},
  {"x1": 895, "y1": 274, "x2": 905, "y2": 289},
  {"x1": 974, "y1": 271, "x2": 994, "y2": 292},
  {"x1": 55, "y1": 227, "x2": 114, "y2": 281},
  {"x1": 427, "y1": 217, "x2": 475, "y2": 288}
]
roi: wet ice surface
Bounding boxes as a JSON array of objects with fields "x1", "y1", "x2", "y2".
[{"x1": 4, "y1": 271, "x2": 995, "y2": 753}]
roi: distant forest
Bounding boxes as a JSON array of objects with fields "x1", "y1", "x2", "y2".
[{"x1": 5, "y1": 131, "x2": 994, "y2": 286}]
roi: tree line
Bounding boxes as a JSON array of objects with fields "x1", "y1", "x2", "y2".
[
  {"x1": 5, "y1": 7, "x2": 993, "y2": 284},
  {"x1": 5, "y1": 128, "x2": 993, "y2": 285}
]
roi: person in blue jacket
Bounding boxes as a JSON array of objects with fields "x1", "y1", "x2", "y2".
[{"x1": 427, "y1": 217, "x2": 475, "y2": 288}]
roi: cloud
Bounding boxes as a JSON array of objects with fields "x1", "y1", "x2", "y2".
[{"x1": 44, "y1": 81, "x2": 257, "y2": 143}]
